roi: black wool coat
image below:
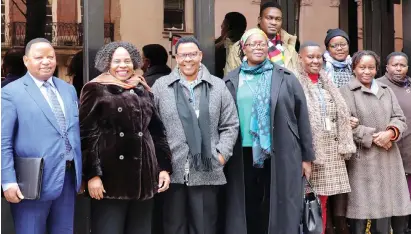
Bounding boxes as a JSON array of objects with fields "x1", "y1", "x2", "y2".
[
  {"x1": 223, "y1": 63, "x2": 315, "y2": 234},
  {"x1": 80, "y1": 82, "x2": 172, "y2": 200}
]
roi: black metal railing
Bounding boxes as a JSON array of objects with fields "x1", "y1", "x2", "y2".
[{"x1": 1, "y1": 22, "x2": 114, "y2": 47}]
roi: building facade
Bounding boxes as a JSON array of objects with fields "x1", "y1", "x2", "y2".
[
  {"x1": 1, "y1": 0, "x2": 407, "y2": 81},
  {"x1": 1, "y1": 0, "x2": 114, "y2": 81}
]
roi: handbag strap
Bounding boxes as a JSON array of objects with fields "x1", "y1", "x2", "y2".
[{"x1": 303, "y1": 176, "x2": 319, "y2": 199}]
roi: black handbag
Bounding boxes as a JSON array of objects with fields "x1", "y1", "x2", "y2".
[{"x1": 300, "y1": 177, "x2": 323, "y2": 234}]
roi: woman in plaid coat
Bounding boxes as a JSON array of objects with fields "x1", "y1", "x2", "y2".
[{"x1": 296, "y1": 42, "x2": 356, "y2": 233}]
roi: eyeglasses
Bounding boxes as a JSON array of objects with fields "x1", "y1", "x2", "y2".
[
  {"x1": 244, "y1": 43, "x2": 268, "y2": 49},
  {"x1": 176, "y1": 52, "x2": 200, "y2": 59},
  {"x1": 329, "y1": 43, "x2": 348, "y2": 49}
]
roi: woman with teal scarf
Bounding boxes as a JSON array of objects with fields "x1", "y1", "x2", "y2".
[{"x1": 223, "y1": 28, "x2": 315, "y2": 234}]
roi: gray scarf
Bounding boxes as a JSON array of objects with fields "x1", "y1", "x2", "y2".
[{"x1": 173, "y1": 79, "x2": 213, "y2": 172}]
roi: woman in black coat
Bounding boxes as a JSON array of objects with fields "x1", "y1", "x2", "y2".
[
  {"x1": 222, "y1": 28, "x2": 315, "y2": 234},
  {"x1": 80, "y1": 41, "x2": 172, "y2": 234}
]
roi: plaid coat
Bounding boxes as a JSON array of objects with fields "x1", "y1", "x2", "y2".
[{"x1": 309, "y1": 85, "x2": 351, "y2": 196}]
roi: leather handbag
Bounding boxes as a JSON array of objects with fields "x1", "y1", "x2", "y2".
[{"x1": 300, "y1": 177, "x2": 323, "y2": 234}]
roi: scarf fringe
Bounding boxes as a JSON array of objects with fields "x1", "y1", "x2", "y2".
[{"x1": 191, "y1": 153, "x2": 213, "y2": 172}]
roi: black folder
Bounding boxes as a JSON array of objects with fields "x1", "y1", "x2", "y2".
[{"x1": 14, "y1": 157, "x2": 44, "y2": 200}]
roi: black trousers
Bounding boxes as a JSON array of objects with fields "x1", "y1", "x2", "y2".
[
  {"x1": 243, "y1": 147, "x2": 271, "y2": 234},
  {"x1": 349, "y1": 216, "x2": 408, "y2": 234},
  {"x1": 90, "y1": 198, "x2": 153, "y2": 234},
  {"x1": 163, "y1": 184, "x2": 220, "y2": 234}
]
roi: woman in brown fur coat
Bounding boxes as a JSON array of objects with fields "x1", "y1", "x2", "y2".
[
  {"x1": 80, "y1": 41, "x2": 172, "y2": 234},
  {"x1": 296, "y1": 42, "x2": 356, "y2": 233}
]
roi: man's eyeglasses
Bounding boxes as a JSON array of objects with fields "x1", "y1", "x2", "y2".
[
  {"x1": 244, "y1": 43, "x2": 268, "y2": 49},
  {"x1": 176, "y1": 52, "x2": 200, "y2": 59},
  {"x1": 329, "y1": 43, "x2": 348, "y2": 49}
]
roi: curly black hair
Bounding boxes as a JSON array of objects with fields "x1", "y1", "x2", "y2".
[
  {"x1": 94, "y1": 41, "x2": 142, "y2": 73},
  {"x1": 351, "y1": 50, "x2": 380, "y2": 71}
]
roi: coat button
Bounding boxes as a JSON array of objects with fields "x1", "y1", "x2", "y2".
[
  {"x1": 138, "y1": 132, "x2": 143, "y2": 137},
  {"x1": 334, "y1": 137, "x2": 339, "y2": 141},
  {"x1": 119, "y1": 155, "x2": 124, "y2": 160},
  {"x1": 119, "y1": 132, "x2": 124, "y2": 137},
  {"x1": 118, "y1": 107, "x2": 123, "y2": 112},
  {"x1": 332, "y1": 118, "x2": 336, "y2": 122},
  {"x1": 130, "y1": 89, "x2": 135, "y2": 94},
  {"x1": 60, "y1": 153, "x2": 64, "y2": 159}
]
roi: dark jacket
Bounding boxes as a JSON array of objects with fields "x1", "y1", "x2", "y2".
[
  {"x1": 1, "y1": 74, "x2": 21, "y2": 88},
  {"x1": 144, "y1": 65, "x2": 172, "y2": 87},
  {"x1": 215, "y1": 37, "x2": 226, "y2": 78},
  {"x1": 223, "y1": 64, "x2": 315, "y2": 234},
  {"x1": 79, "y1": 82, "x2": 172, "y2": 200},
  {"x1": 379, "y1": 75, "x2": 411, "y2": 173}
]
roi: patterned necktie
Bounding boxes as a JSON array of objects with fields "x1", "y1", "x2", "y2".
[{"x1": 43, "y1": 82, "x2": 73, "y2": 158}]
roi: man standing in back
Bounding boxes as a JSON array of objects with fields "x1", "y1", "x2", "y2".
[
  {"x1": 1, "y1": 38, "x2": 82, "y2": 234},
  {"x1": 225, "y1": 2, "x2": 299, "y2": 73}
]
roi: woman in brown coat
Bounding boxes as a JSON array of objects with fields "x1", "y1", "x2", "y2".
[
  {"x1": 339, "y1": 50, "x2": 411, "y2": 234},
  {"x1": 296, "y1": 42, "x2": 356, "y2": 233},
  {"x1": 80, "y1": 41, "x2": 172, "y2": 234}
]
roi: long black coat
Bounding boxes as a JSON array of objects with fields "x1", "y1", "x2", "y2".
[{"x1": 223, "y1": 64, "x2": 315, "y2": 234}]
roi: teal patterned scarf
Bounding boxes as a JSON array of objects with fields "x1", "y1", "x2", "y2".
[{"x1": 240, "y1": 59, "x2": 273, "y2": 168}]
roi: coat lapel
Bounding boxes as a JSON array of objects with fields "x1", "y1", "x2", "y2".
[
  {"x1": 270, "y1": 67, "x2": 284, "y2": 127},
  {"x1": 23, "y1": 74, "x2": 62, "y2": 135},
  {"x1": 224, "y1": 68, "x2": 240, "y2": 102}
]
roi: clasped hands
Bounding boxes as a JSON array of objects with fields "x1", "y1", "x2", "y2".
[{"x1": 372, "y1": 130, "x2": 394, "y2": 150}]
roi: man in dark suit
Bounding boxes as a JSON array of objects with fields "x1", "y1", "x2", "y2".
[{"x1": 1, "y1": 38, "x2": 82, "y2": 234}]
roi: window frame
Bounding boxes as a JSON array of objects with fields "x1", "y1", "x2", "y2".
[{"x1": 163, "y1": 0, "x2": 185, "y2": 32}]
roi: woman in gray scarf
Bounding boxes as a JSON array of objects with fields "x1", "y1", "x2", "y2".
[
  {"x1": 324, "y1": 29, "x2": 352, "y2": 89},
  {"x1": 323, "y1": 28, "x2": 354, "y2": 234}
]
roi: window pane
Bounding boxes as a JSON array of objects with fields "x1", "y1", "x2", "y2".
[
  {"x1": 164, "y1": 0, "x2": 183, "y2": 10},
  {"x1": 164, "y1": 10, "x2": 183, "y2": 30}
]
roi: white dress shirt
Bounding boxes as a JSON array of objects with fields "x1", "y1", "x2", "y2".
[
  {"x1": 30, "y1": 73, "x2": 66, "y2": 117},
  {"x1": 2, "y1": 73, "x2": 66, "y2": 192}
]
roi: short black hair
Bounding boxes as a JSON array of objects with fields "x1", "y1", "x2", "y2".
[
  {"x1": 142, "y1": 44, "x2": 169, "y2": 66},
  {"x1": 299, "y1": 41, "x2": 321, "y2": 54},
  {"x1": 386, "y1": 52, "x2": 409, "y2": 64},
  {"x1": 225, "y1": 12, "x2": 247, "y2": 32},
  {"x1": 351, "y1": 50, "x2": 380, "y2": 71},
  {"x1": 67, "y1": 51, "x2": 84, "y2": 98},
  {"x1": 2, "y1": 48, "x2": 27, "y2": 77},
  {"x1": 94, "y1": 41, "x2": 142, "y2": 73},
  {"x1": 67, "y1": 51, "x2": 83, "y2": 77},
  {"x1": 260, "y1": 2, "x2": 282, "y2": 17},
  {"x1": 175, "y1": 36, "x2": 201, "y2": 54},
  {"x1": 25, "y1": 38, "x2": 52, "y2": 55}
]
